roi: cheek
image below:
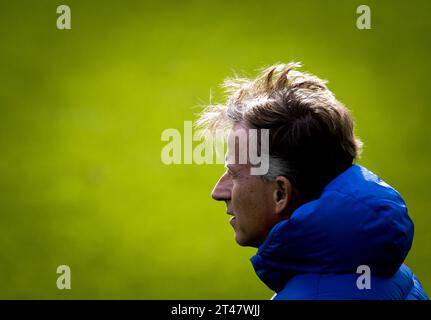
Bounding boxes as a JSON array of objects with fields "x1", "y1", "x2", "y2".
[
  {"x1": 231, "y1": 180, "x2": 276, "y2": 246},
  {"x1": 232, "y1": 179, "x2": 271, "y2": 220},
  {"x1": 231, "y1": 180, "x2": 253, "y2": 208}
]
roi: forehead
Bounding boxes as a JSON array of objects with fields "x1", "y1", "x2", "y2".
[{"x1": 226, "y1": 123, "x2": 250, "y2": 165}]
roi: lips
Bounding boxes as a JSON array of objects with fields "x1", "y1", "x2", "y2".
[{"x1": 227, "y1": 209, "x2": 236, "y2": 226}]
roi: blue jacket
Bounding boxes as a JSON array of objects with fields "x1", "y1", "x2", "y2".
[{"x1": 250, "y1": 165, "x2": 428, "y2": 300}]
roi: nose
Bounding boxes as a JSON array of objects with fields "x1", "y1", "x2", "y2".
[{"x1": 211, "y1": 172, "x2": 232, "y2": 201}]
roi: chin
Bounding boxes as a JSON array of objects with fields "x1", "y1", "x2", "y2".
[{"x1": 235, "y1": 233, "x2": 260, "y2": 248}]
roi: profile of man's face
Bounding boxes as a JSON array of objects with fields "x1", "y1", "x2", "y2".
[{"x1": 211, "y1": 123, "x2": 283, "y2": 247}]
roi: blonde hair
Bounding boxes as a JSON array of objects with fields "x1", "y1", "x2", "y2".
[{"x1": 198, "y1": 62, "x2": 363, "y2": 200}]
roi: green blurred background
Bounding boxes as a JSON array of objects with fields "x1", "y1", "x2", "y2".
[{"x1": 0, "y1": 0, "x2": 430, "y2": 299}]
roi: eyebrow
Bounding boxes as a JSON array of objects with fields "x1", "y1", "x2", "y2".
[
  {"x1": 224, "y1": 162, "x2": 232, "y2": 169},
  {"x1": 225, "y1": 164, "x2": 239, "y2": 173}
]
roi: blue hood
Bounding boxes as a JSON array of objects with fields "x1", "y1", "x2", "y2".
[{"x1": 250, "y1": 165, "x2": 414, "y2": 292}]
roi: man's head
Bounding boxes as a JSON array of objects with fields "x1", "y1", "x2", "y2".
[{"x1": 198, "y1": 62, "x2": 362, "y2": 247}]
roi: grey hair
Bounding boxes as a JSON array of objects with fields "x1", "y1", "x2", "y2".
[{"x1": 197, "y1": 62, "x2": 362, "y2": 200}]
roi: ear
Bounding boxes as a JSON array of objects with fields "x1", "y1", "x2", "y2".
[{"x1": 272, "y1": 176, "x2": 292, "y2": 216}]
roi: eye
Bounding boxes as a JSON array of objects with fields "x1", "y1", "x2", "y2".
[{"x1": 227, "y1": 168, "x2": 238, "y2": 178}]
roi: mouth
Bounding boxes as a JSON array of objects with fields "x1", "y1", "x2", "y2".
[{"x1": 226, "y1": 210, "x2": 236, "y2": 225}]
